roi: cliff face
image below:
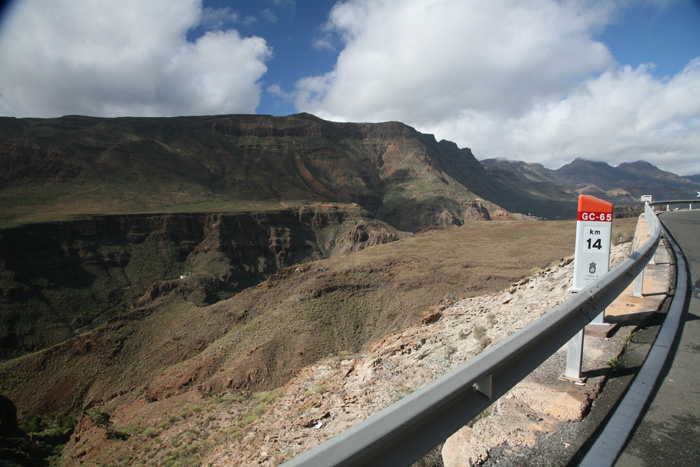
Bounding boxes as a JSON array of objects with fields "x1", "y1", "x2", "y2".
[
  {"x1": 0, "y1": 113, "x2": 510, "y2": 231},
  {"x1": 0, "y1": 205, "x2": 400, "y2": 361}
]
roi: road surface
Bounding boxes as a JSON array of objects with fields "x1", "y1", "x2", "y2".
[{"x1": 614, "y1": 209, "x2": 700, "y2": 466}]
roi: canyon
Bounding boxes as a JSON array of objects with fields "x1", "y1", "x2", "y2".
[{"x1": 0, "y1": 111, "x2": 685, "y2": 465}]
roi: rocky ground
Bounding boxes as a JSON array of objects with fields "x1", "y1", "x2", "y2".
[
  {"x1": 192, "y1": 242, "x2": 636, "y2": 466},
  {"x1": 56, "y1": 224, "x2": 664, "y2": 467}
]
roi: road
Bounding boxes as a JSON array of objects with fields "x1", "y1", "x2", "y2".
[{"x1": 614, "y1": 209, "x2": 700, "y2": 466}]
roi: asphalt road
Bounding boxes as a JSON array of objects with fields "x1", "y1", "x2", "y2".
[{"x1": 613, "y1": 209, "x2": 700, "y2": 466}]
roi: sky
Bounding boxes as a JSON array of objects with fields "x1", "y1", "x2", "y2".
[{"x1": 0, "y1": 0, "x2": 699, "y2": 176}]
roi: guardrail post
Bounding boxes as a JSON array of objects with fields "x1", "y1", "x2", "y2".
[
  {"x1": 644, "y1": 203, "x2": 657, "y2": 265},
  {"x1": 632, "y1": 268, "x2": 644, "y2": 297},
  {"x1": 563, "y1": 329, "x2": 584, "y2": 381}
]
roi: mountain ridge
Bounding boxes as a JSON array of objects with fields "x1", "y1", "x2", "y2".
[
  {"x1": 1, "y1": 113, "x2": 591, "y2": 230},
  {"x1": 0, "y1": 113, "x2": 512, "y2": 231},
  {"x1": 481, "y1": 156, "x2": 700, "y2": 206}
]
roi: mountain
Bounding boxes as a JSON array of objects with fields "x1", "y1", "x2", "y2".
[
  {"x1": 2, "y1": 113, "x2": 601, "y2": 232},
  {"x1": 476, "y1": 158, "x2": 578, "y2": 217},
  {"x1": 481, "y1": 157, "x2": 700, "y2": 206},
  {"x1": 0, "y1": 113, "x2": 511, "y2": 232},
  {"x1": 2, "y1": 113, "x2": 695, "y2": 229}
]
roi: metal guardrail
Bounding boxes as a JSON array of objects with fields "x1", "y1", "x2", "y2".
[
  {"x1": 650, "y1": 199, "x2": 700, "y2": 212},
  {"x1": 283, "y1": 203, "x2": 663, "y2": 467}
]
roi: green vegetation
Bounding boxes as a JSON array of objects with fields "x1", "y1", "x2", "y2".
[
  {"x1": 605, "y1": 356, "x2": 624, "y2": 371},
  {"x1": 143, "y1": 427, "x2": 158, "y2": 438},
  {"x1": 15, "y1": 413, "x2": 76, "y2": 465}
]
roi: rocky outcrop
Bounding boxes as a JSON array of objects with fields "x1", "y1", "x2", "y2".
[
  {"x1": 0, "y1": 394, "x2": 22, "y2": 438},
  {"x1": 0, "y1": 205, "x2": 400, "y2": 360}
]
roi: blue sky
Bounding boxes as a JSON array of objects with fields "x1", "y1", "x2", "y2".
[
  {"x1": 0, "y1": 0, "x2": 699, "y2": 175},
  {"x1": 598, "y1": 1, "x2": 700, "y2": 79},
  {"x1": 198, "y1": 0, "x2": 700, "y2": 118}
]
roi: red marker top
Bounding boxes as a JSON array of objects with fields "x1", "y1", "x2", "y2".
[{"x1": 577, "y1": 194, "x2": 613, "y2": 222}]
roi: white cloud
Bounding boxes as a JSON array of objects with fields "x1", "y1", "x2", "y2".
[
  {"x1": 261, "y1": 8, "x2": 278, "y2": 23},
  {"x1": 201, "y1": 7, "x2": 256, "y2": 29},
  {"x1": 0, "y1": 0, "x2": 272, "y2": 117},
  {"x1": 427, "y1": 59, "x2": 700, "y2": 174},
  {"x1": 267, "y1": 84, "x2": 294, "y2": 101},
  {"x1": 298, "y1": 0, "x2": 615, "y2": 122},
  {"x1": 295, "y1": 0, "x2": 700, "y2": 175}
]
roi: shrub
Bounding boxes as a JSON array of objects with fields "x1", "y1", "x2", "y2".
[
  {"x1": 238, "y1": 415, "x2": 257, "y2": 427},
  {"x1": 605, "y1": 356, "x2": 623, "y2": 371},
  {"x1": 252, "y1": 402, "x2": 267, "y2": 417},
  {"x1": 20, "y1": 415, "x2": 43, "y2": 434}
]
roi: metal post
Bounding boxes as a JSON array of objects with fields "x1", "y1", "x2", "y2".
[
  {"x1": 591, "y1": 311, "x2": 605, "y2": 325},
  {"x1": 633, "y1": 268, "x2": 644, "y2": 297},
  {"x1": 645, "y1": 203, "x2": 657, "y2": 265},
  {"x1": 564, "y1": 329, "x2": 584, "y2": 381}
]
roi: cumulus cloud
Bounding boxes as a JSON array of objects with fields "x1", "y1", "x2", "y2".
[
  {"x1": 0, "y1": 0, "x2": 272, "y2": 117},
  {"x1": 298, "y1": 0, "x2": 614, "y2": 122},
  {"x1": 296, "y1": 0, "x2": 700, "y2": 175}
]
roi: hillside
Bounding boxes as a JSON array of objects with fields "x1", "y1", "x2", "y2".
[
  {"x1": 3, "y1": 114, "x2": 695, "y2": 231},
  {"x1": 482, "y1": 157, "x2": 700, "y2": 206},
  {"x1": 1, "y1": 113, "x2": 603, "y2": 231},
  {"x1": 0, "y1": 113, "x2": 508, "y2": 231},
  {"x1": 1, "y1": 219, "x2": 590, "y2": 466},
  {"x1": 0, "y1": 111, "x2": 681, "y2": 463},
  {"x1": 0, "y1": 205, "x2": 400, "y2": 361},
  {"x1": 0, "y1": 111, "x2": 656, "y2": 465}
]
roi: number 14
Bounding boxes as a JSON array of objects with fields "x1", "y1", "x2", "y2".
[{"x1": 587, "y1": 238, "x2": 602, "y2": 250}]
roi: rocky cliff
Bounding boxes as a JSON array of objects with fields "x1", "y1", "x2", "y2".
[{"x1": 0, "y1": 205, "x2": 400, "y2": 361}]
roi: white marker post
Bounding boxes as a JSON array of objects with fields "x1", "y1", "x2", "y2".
[
  {"x1": 571, "y1": 195, "x2": 613, "y2": 323},
  {"x1": 564, "y1": 195, "x2": 613, "y2": 381}
]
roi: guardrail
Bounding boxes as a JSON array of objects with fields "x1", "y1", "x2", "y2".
[
  {"x1": 650, "y1": 199, "x2": 700, "y2": 212},
  {"x1": 283, "y1": 202, "x2": 664, "y2": 467}
]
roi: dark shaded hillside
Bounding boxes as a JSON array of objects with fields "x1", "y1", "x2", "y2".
[
  {"x1": 482, "y1": 157, "x2": 700, "y2": 206},
  {"x1": 472, "y1": 161, "x2": 578, "y2": 218},
  {"x1": 0, "y1": 205, "x2": 399, "y2": 361}
]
